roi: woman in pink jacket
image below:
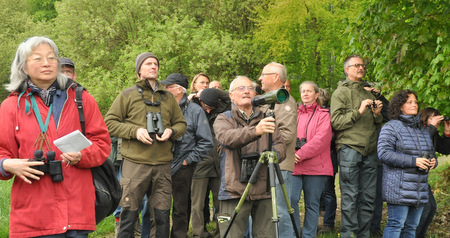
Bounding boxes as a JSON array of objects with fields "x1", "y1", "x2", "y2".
[
  {"x1": 290, "y1": 81, "x2": 333, "y2": 238},
  {"x1": 0, "y1": 37, "x2": 111, "y2": 237}
]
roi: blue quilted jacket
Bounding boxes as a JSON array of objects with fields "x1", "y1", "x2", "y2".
[{"x1": 377, "y1": 114, "x2": 435, "y2": 207}]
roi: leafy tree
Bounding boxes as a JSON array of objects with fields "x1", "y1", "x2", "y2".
[
  {"x1": 252, "y1": 0, "x2": 368, "y2": 100},
  {"x1": 52, "y1": 0, "x2": 261, "y2": 114},
  {"x1": 0, "y1": 0, "x2": 39, "y2": 101},
  {"x1": 27, "y1": 0, "x2": 59, "y2": 21},
  {"x1": 348, "y1": 0, "x2": 449, "y2": 115}
]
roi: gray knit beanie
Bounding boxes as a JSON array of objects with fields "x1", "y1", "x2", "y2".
[{"x1": 135, "y1": 52, "x2": 159, "y2": 74}]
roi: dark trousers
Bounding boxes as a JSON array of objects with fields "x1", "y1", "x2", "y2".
[
  {"x1": 416, "y1": 184, "x2": 437, "y2": 238},
  {"x1": 338, "y1": 145, "x2": 378, "y2": 238},
  {"x1": 371, "y1": 163, "x2": 383, "y2": 234},
  {"x1": 322, "y1": 173, "x2": 337, "y2": 227},
  {"x1": 171, "y1": 165, "x2": 195, "y2": 238}
]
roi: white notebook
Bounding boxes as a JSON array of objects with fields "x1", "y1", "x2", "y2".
[{"x1": 53, "y1": 130, "x2": 92, "y2": 153}]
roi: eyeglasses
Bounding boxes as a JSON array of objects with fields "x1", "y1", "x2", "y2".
[
  {"x1": 28, "y1": 56, "x2": 58, "y2": 64},
  {"x1": 260, "y1": 72, "x2": 277, "y2": 77},
  {"x1": 233, "y1": 86, "x2": 255, "y2": 92},
  {"x1": 348, "y1": 63, "x2": 366, "y2": 69}
]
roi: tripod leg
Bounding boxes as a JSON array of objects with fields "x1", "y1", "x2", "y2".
[
  {"x1": 223, "y1": 160, "x2": 265, "y2": 238},
  {"x1": 274, "y1": 162, "x2": 300, "y2": 238},
  {"x1": 267, "y1": 154, "x2": 280, "y2": 238}
]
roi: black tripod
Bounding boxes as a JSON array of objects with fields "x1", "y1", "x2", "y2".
[{"x1": 223, "y1": 105, "x2": 300, "y2": 238}]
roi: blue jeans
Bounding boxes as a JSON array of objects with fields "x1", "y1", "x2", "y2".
[
  {"x1": 291, "y1": 175, "x2": 328, "y2": 238},
  {"x1": 383, "y1": 204, "x2": 424, "y2": 238},
  {"x1": 275, "y1": 170, "x2": 294, "y2": 238}
]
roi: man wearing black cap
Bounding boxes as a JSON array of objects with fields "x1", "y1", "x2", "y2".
[
  {"x1": 59, "y1": 57, "x2": 77, "y2": 81},
  {"x1": 160, "y1": 73, "x2": 214, "y2": 238},
  {"x1": 105, "y1": 53, "x2": 187, "y2": 238},
  {"x1": 190, "y1": 87, "x2": 230, "y2": 238}
]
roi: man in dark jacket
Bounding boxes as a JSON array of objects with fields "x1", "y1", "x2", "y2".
[
  {"x1": 105, "y1": 53, "x2": 187, "y2": 238},
  {"x1": 330, "y1": 55, "x2": 383, "y2": 238},
  {"x1": 214, "y1": 76, "x2": 286, "y2": 238},
  {"x1": 160, "y1": 73, "x2": 214, "y2": 238},
  {"x1": 190, "y1": 87, "x2": 231, "y2": 238}
]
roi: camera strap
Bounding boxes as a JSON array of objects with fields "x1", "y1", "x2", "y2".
[{"x1": 297, "y1": 105, "x2": 316, "y2": 140}]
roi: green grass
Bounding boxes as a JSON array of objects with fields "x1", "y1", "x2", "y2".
[
  {"x1": 2, "y1": 158, "x2": 449, "y2": 237},
  {"x1": 0, "y1": 179, "x2": 12, "y2": 237}
]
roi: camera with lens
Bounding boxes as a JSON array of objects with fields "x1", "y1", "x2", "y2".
[
  {"x1": 443, "y1": 116, "x2": 450, "y2": 122},
  {"x1": 29, "y1": 150, "x2": 64, "y2": 182},
  {"x1": 146, "y1": 112, "x2": 164, "y2": 137},
  {"x1": 295, "y1": 138, "x2": 307, "y2": 150},
  {"x1": 417, "y1": 152, "x2": 432, "y2": 174},
  {"x1": 239, "y1": 152, "x2": 260, "y2": 183}
]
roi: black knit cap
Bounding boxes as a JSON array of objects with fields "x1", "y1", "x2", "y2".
[
  {"x1": 200, "y1": 88, "x2": 219, "y2": 107},
  {"x1": 160, "y1": 73, "x2": 188, "y2": 89},
  {"x1": 135, "y1": 52, "x2": 159, "y2": 74}
]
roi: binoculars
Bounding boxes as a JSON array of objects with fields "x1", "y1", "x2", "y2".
[
  {"x1": 418, "y1": 152, "x2": 432, "y2": 174},
  {"x1": 29, "y1": 150, "x2": 64, "y2": 182},
  {"x1": 146, "y1": 112, "x2": 164, "y2": 137}
]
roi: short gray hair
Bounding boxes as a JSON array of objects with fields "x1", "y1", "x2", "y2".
[
  {"x1": 267, "y1": 62, "x2": 287, "y2": 83},
  {"x1": 229, "y1": 76, "x2": 250, "y2": 92},
  {"x1": 6, "y1": 36, "x2": 68, "y2": 92}
]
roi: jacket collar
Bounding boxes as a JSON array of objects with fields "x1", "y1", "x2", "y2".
[
  {"x1": 299, "y1": 102, "x2": 318, "y2": 113},
  {"x1": 398, "y1": 114, "x2": 422, "y2": 128}
]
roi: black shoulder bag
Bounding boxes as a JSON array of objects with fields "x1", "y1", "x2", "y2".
[{"x1": 75, "y1": 86, "x2": 122, "y2": 224}]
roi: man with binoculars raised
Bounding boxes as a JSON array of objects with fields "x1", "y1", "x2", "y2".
[
  {"x1": 213, "y1": 76, "x2": 286, "y2": 237},
  {"x1": 105, "y1": 52, "x2": 186, "y2": 238}
]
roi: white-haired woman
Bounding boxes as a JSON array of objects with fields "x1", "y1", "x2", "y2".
[{"x1": 0, "y1": 37, "x2": 111, "y2": 237}]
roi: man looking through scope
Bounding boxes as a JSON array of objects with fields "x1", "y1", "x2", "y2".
[
  {"x1": 213, "y1": 76, "x2": 286, "y2": 237},
  {"x1": 258, "y1": 62, "x2": 298, "y2": 237}
]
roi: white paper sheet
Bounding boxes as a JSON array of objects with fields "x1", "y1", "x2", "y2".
[{"x1": 53, "y1": 130, "x2": 92, "y2": 153}]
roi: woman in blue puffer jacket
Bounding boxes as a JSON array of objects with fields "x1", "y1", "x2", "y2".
[{"x1": 377, "y1": 89, "x2": 437, "y2": 238}]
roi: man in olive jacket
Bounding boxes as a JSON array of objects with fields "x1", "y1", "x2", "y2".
[
  {"x1": 214, "y1": 76, "x2": 286, "y2": 238},
  {"x1": 105, "y1": 52, "x2": 187, "y2": 238},
  {"x1": 330, "y1": 55, "x2": 383, "y2": 238}
]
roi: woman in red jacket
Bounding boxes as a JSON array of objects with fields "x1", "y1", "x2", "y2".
[
  {"x1": 290, "y1": 81, "x2": 333, "y2": 238},
  {"x1": 0, "y1": 37, "x2": 111, "y2": 237}
]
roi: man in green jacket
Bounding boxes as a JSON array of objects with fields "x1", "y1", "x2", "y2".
[
  {"x1": 330, "y1": 55, "x2": 383, "y2": 238},
  {"x1": 105, "y1": 52, "x2": 187, "y2": 238}
]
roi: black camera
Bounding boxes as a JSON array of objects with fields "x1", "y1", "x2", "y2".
[
  {"x1": 146, "y1": 112, "x2": 164, "y2": 137},
  {"x1": 295, "y1": 138, "x2": 307, "y2": 150},
  {"x1": 240, "y1": 152, "x2": 260, "y2": 183},
  {"x1": 417, "y1": 152, "x2": 432, "y2": 174},
  {"x1": 443, "y1": 116, "x2": 450, "y2": 122},
  {"x1": 29, "y1": 150, "x2": 64, "y2": 182}
]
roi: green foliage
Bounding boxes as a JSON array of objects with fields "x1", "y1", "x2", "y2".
[
  {"x1": 348, "y1": 0, "x2": 450, "y2": 115},
  {"x1": 0, "y1": 0, "x2": 37, "y2": 101},
  {"x1": 252, "y1": 0, "x2": 369, "y2": 100},
  {"x1": 27, "y1": 0, "x2": 59, "y2": 21},
  {"x1": 427, "y1": 159, "x2": 450, "y2": 236},
  {"x1": 0, "y1": 179, "x2": 12, "y2": 237},
  {"x1": 52, "y1": 0, "x2": 261, "y2": 114}
]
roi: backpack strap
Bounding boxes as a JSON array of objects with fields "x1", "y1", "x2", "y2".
[{"x1": 75, "y1": 86, "x2": 85, "y2": 135}]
